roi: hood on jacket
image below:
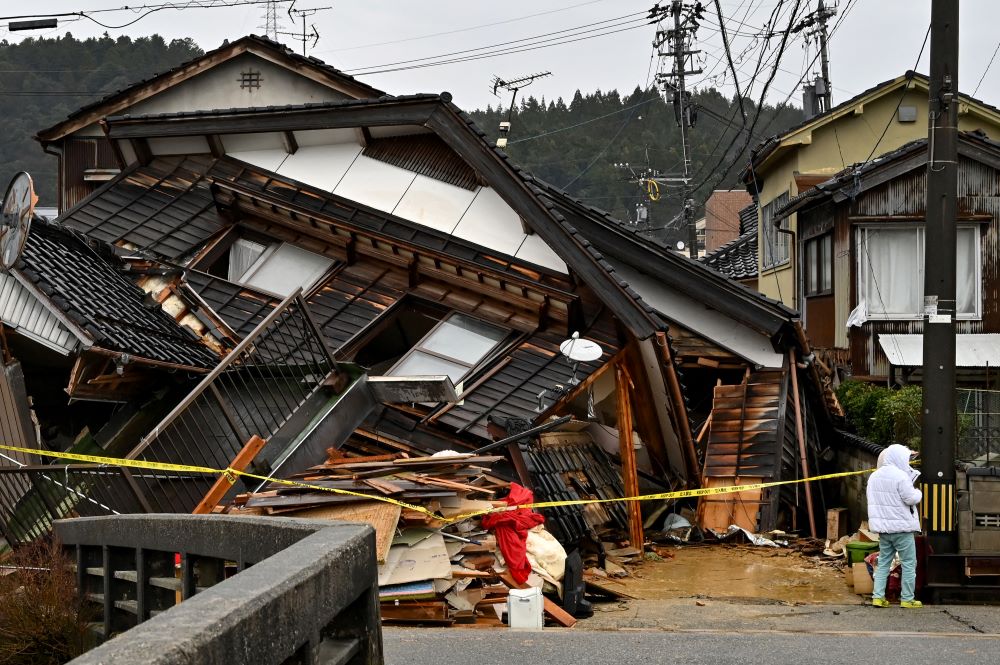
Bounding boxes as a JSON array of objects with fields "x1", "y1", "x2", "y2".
[{"x1": 883, "y1": 444, "x2": 914, "y2": 472}]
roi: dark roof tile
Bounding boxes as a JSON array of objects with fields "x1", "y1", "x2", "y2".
[{"x1": 17, "y1": 218, "x2": 217, "y2": 368}]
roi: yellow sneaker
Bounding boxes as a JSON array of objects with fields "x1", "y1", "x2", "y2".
[
  {"x1": 871, "y1": 598, "x2": 890, "y2": 608},
  {"x1": 900, "y1": 600, "x2": 923, "y2": 609}
]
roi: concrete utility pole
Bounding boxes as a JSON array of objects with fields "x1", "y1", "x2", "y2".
[
  {"x1": 921, "y1": 0, "x2": 959, "y2": 555},
  {"x1": 653, "y1": 1, "x2": 702, "y2": 258},
  {"x1": 794, "y1": 0, "x2": 837, "y2": 118}
]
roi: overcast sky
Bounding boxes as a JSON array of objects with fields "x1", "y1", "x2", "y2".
[{"x1": 4, "y1": 1, "x2": 999, "y2": 115}]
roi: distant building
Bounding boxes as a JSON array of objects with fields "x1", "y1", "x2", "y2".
[{"x1": 703, "y1": 189, "x2": 751, "y2": 254}]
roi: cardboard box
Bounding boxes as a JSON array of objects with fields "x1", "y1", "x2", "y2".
[
  {"x1": 844, "y1": 565, "x2": 854, "y2": 588},
  {"x1": 852, "y1": 562, "x2": 873, "y2": 594}
]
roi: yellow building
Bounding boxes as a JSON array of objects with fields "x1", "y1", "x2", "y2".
[{"x1": 742, "y1": 72, "x2": 1000, "y2": 310}]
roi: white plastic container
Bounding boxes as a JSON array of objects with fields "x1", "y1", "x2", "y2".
[{"x1": 507, "y1": 587, "x2": 544, "y2": 630}]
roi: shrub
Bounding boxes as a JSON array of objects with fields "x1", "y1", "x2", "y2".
[
  {"x1": 871, "y1": 385, "x2": 923, "y2": 451},
  {"x1": 0, "y1": 539, "x2": 94, "y2": 664}
]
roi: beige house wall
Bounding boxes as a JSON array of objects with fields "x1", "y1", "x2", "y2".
[{"x1": 753, "y1": 79, "x2": 1000, "y2": 307}]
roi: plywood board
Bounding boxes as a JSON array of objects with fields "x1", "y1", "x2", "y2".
[
  {"x1": 378, "y1": 533, "x2": 452, "y2": 586},
  {"x1": 284, "y1": 500, "x2": 401, "y2": 563}
]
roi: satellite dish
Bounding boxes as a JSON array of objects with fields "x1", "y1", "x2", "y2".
[
  {"x1": 560, "y1": 332, "x2": 603, "y2": 385},
  {"x1": 675, "y1": 240, "x2": 686, "y2": 251},
  {"x1": 0, "y1": 172, "x2": 36, "y2": 270},
  {"x1": 560, "y1": 332, "x2": 603, "y2": 362}
]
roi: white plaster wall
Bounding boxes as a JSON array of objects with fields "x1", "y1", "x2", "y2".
[
  {"x1": 129, "y1": 53, "x2": 348, "y2": 117},
  {"x1": 611, "y1": 260, "x2": 785, "y2": 368}
]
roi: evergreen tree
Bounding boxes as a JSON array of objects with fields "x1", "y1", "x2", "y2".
[
  {"x1": 0, "y1": 33, "x2": 202, "y2": 203},
  {"x1": 471, "y1": 87, "x2": 805, "y2": 246}
]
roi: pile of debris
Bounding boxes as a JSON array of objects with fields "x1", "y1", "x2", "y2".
[{"x1": 223, "y1": 450, "x2": 578, "y2": 627}]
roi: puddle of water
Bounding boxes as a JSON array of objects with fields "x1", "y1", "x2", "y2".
[{"x1": 619, "y1": 545, "x2": 859, "y2": 604}]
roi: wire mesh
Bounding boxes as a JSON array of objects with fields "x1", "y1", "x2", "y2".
[
  {"x1": 0, "y1": 292, "x2": 338, "y2": 545},
  {"x1": 956, "y1": 388, "x2": 1000, "y2": 465}
]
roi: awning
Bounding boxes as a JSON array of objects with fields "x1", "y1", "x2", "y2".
[{"x1": 878, "y1": 334, "x2": 1000, "y2": 367}]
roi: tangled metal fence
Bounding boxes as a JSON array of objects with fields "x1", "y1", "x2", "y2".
[{"x1": 0, "y1": 290, "x2": 339, "y2": 546}]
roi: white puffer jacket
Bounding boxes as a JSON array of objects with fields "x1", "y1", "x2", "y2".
[{"x1": 866, "y1": 444, "x2": 922, "y2": 533}]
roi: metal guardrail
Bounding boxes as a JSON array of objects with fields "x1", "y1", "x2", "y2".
[
  {"x1": 56, "y1": 514, "x2": 382, "y2": 665},
  {"x1": 0, "y1": 290, "x2": 341, "y2": 545}
]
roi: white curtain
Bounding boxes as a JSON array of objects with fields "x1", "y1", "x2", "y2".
[
  {"x1": 228, "y1": 238, "x2": 267, "y2": 282},
  {"x1": 861, "y1": 228, "x2": 922, "y2": 317},
  {"x1": 956, "y1": 227, "x2": 977, "y2": 316}
]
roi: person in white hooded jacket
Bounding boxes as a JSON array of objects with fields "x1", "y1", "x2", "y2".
[{"x1": 865, "y1": 444, "x2": 923, "y2": 608}]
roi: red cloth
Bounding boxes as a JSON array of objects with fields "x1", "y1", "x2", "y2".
[{"x1": 481, "y1": 483, "x2": 545, "y2": 584}]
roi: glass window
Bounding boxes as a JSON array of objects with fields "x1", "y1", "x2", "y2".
[
  {"x1": 761, "y1": 193, "x2": 790, "y2": 269},
  {"x1": 420, "y1": 313, "x2": 507, "y2": 364},
  {"x1": 239, "y1": 243, "x2": 336, "y2": 297},
  {"x1": 805, "y1": 233, "x2": 832, "y2": 296},
  {"x1": 857, "y1": 225, "x2": 980, "y2": 319},
  {"x1": 388, "y1": 312, "x2": 507, "y2": 385}
]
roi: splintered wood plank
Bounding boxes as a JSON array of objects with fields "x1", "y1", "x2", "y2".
[
  {"x1": 697, "y1": 477, "x2": 763, "y2": 531},
  {"x1": 192, "y1": 435, "x2": 266, "y2": 515},
  {"x1": 280, "y1": 501, "x2": 401, "y2": 563},
  {"x1": 616, "y1": 363, "x2": 644, "y2": 551}
]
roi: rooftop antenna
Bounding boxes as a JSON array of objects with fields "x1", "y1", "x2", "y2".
[
  {"x1": 278, "y1": 1, "x2": 331, "y2": 55},
  {"x1": 490, "y1": 71, "x2": 551, "y2": 149}
]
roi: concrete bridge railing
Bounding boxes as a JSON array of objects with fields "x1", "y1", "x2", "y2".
[{"x1": 54, "y1": 514, "x2": 382, "y2": 665}]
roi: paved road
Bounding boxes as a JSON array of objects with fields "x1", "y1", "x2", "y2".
[{"x1": 384, "y1": 626, "x2": 1000, "y2": 665}]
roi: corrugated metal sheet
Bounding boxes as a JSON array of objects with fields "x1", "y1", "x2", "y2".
[
  {"x1": 845, "y1": 155, "x2": 1000, "y2": 376},
  {"x1": 0, "y1": 272, "x2": 77, "y2": 353},
  {"x1": 363, "y1": 134, "x2": 479, "y2": 190},
  {"x1": 880, "y1": 333, "x2": 1000, "y2": 367},
  {"x1": 62, "y1": 137, "x2": 118, "y2": 211}
]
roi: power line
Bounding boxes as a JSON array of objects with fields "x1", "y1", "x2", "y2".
[
  {"x1": 316, "y1": 0, "x2": 616, "y2": 54},
  {"x1": 861, "y1": 24, "x2": 931, "y2": 166},
  {"x1": 0, "y1": 1, "x2": 277, "y2": 30},
  {"x1": 343, "y1": 12, "x2": 647, "y2": 75},
  {"x1": 510, "y1": 94, "x2": 659, "y2": 144},
  {"x1": 974, "y1": 40, "x2": 1000, "y2": 97}
]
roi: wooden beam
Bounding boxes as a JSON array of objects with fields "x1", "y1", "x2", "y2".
[
  {"x1": 616, "y1": 363, "x2": 644, "y2": 551},
  {"x1": 788, "y1": 350, "x2": 817, "y2": 538},
  {"x1": 354, "y1": 126, "x2": 371, "y2": 148},
  {"x1": 655, "y1": 332, "x2": 701, "y2": 486},
  {"x1": 206, "y1": 134, "x2": 225, "y2": 158},
  {"x1": 281, "y1": 130, "x2": 298, "y2": 155},
  {"x1": 131, "y1": 138, "x2": 152, "y2": 165},
  {"x1": 192, "y1": 434, "x2": 266, "y2": 515}
]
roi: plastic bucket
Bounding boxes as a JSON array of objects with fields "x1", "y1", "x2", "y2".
[{"x1": 846, "y1": 540, "x2": 879, "y2": 564}]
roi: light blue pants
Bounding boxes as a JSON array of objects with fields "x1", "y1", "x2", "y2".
[{"x1": 873, "y1": 531, "x2": 917, "y2": 602}]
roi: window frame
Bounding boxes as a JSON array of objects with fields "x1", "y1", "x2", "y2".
[
  {"x1": 855, "y1": 223, "x2": 982, "y2": 321},
  {"x1": 386, "y1": 311, "x2": 509, "y2": 385},
  {"x1": 804, "y1": 232, "x2": 833, "y2": 297},
  {"x1": 761, "y1": 193, "x2": 791, "y2": 270}
]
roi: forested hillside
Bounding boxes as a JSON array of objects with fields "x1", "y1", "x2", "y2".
[
  {"x1": 0, "y1": 34, "x2": 202, "y2": 203},
  {"x1": 471, "y1": 88, "x2": 805, "y2": 246}
]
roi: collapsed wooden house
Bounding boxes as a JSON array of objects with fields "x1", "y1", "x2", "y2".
[{"x1": 0, "y1": 36, "x2": 840, "y2": 551}]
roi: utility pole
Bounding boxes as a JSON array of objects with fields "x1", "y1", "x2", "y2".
[
  {"x1": 490, "y1": 72, "x2": 552, "y2": 149},
  {"x1": 921, "y1": 0, "x2": 959, "y2": 556},
  {"x1": 794, "y1": 0, "x2": 837, "y2": 117},
  {"x1": 653, "y1": 2, "x2": 703, "y2": 258}
]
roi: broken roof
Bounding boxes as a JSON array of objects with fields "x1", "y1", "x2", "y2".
[
  {"x1": 35, "y1": 34, "x2": 385, "y2": 144},
  {"x1": 15, "y1": 217, "x2": 217, "y2": 369}
]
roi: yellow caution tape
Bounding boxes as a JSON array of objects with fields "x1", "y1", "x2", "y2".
[{"x1": 0, "y1": 443, "x2": 875, "y2": 525}]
